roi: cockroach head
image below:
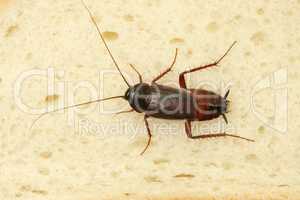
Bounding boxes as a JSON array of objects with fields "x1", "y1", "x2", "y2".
[
  {"x1": 124, "y1": 87, "x2": 131, "y2": 101},
  {"x1": 124, "y1": 83, "x2": 152, "y2": 112}
]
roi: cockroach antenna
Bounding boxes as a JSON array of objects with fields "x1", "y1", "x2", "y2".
[
  {"x1": 30, "y1": 1, "x2": 133, "y2": 130},
  {"x1": 81, "y1": 0, "x2": 131, "y2": 87},
  {"x1": 30, "y1": 95, "x2": 124, "y2": 130}
]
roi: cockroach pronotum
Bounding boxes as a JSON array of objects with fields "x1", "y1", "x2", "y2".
[{"x1": 31, "y1": 0, "x2": 254, "y2": 155}]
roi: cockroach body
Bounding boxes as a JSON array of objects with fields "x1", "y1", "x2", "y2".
[
  {"x1": 125, "y1": 83, "x2": 229, "y2": 121},
  {"x1": 32, "y1": 1, "x2": 254, "y2": 155},
  {"x1": 118, "y1": 42, "x2": 253, "y2": 154}
]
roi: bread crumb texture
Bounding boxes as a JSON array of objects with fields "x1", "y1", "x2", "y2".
[{"x1": 1, "y1": 0, "x2": 300, "y2": 199}]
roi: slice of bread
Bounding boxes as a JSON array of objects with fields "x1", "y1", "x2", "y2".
[{"x1": 0, "y1": 0, "x2": 299, "y2": 199}]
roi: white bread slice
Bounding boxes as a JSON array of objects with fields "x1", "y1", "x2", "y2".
[{"x1": 0, "y1": 0, "x2": 299, "y2": 199}]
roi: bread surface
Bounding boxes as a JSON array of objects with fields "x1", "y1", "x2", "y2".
[{"x1": 0, "y1": 0, "x2": 299, "y2": 199}]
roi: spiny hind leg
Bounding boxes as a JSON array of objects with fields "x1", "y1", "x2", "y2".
[
  {"x1": 179, "y1": 41, "x2": 237, "y2": 89},
  {"x1": 179, "y1": 63, "x2": 220, "y2": 89},
  {"x1": 184, "y1": 120, "x2": 254, "y2": 142}
]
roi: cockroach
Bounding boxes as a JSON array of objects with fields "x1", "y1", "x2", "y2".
[{"x1": 32, "y1": 0, "x2": 254, "y2": 155}]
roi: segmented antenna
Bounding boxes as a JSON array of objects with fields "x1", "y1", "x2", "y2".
[
  {"x1": 81, "y1": 0, "x2": 131, "y2": 87},
  {"x1": 30, "y1": 95, "x2": 124, "y2": 130}
]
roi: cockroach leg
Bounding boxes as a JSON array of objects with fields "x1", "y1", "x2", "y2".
[
  {"x1": 140, "y1": 115, "x2": 152, "y2": 155},
  {"x1": 151, "y1": 48, "x2": 178, "y2": 84},
  {"x1": 184, "y1": 120, "x2": 255, "y2": 142},
  {"x1": 185, "y1": 120, "x2": 193, "y2": 138},
  {"x1": 179, "y1": 62, "x2": 217, "y2": 89},
  {"x1": 179, "y1": 41, "x2": 237, "y2": 89},
  {"x1": 129, "y1": 64, "x2": 143, "y2": 83}
]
